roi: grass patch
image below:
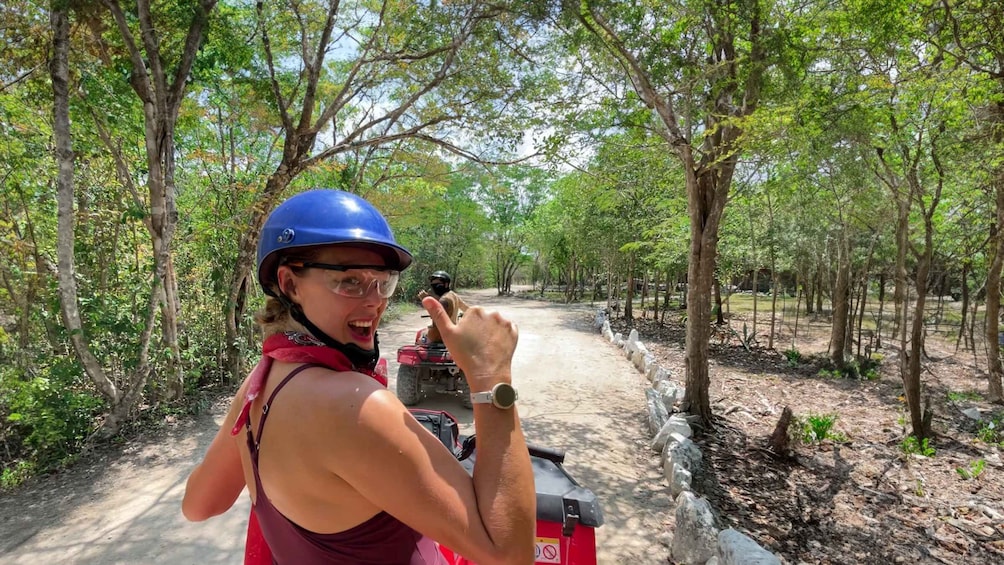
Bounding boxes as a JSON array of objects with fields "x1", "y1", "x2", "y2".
[
  {"x1": 947, "y1": 390, "x2": 982, "y2": 403},
  {"x1": 383, "y1": 299, "x2": 423, "y2": 323}
]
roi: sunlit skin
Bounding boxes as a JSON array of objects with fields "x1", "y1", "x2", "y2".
[{"x1": 277, "y1": 246, "x2": 388, "y2": 349}]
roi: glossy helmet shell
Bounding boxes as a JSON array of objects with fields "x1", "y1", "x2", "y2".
[
  {"x1": 257, "y1": 189, "x2": 413, "y2": 296},
  {"x1": 430, "y1": 270, "x2": 451, "y2": 285}
]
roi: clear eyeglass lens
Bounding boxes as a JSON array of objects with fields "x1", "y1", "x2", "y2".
[{"x1": 326, "y1": 269, "x2": 399, "y2": 298}]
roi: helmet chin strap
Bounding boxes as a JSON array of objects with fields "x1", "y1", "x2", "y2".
[{"x1": 280, "y1": 296, "x2": 379, "y2": 371}]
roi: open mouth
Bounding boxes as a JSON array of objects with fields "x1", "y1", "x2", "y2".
[{"x1": 347, "y1": 319, "x2": 374, "y2": 341}]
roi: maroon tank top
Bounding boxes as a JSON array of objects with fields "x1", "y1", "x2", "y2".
[{"x1": 246, "y1": 364, "x2": 448, "y2": 564}]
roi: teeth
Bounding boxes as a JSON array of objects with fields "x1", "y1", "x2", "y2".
[{"x1": 349, "y1": 320, "x2": 372, "y2": 328}]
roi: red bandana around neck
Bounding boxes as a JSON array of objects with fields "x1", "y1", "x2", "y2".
[{"x1": 230, "y1": 331, "x2": 387, "y2": 437}]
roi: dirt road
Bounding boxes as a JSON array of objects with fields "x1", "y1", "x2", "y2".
[{"x1": 0, "y1": 290, "x2": 671, "y2": 564}]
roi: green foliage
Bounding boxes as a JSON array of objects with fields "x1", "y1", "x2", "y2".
[
  {"x1": 796, "y1": 413, "x2": 844, "y2": 444},
  {"x1": 956, "y1": 459, "x2": 986, "y2": 480},
  {"x1": 737, "y1": 323, "x2": 758, "y2": 351},
  {"x1": 1, "y1": 460, "x2": 34, "y2": 490},
  {"x1": 816, "y1": 355, "x2": 881, "y2": 380},
  {"x1": 783, "y1": 348, "x2": 801, "y2": 367},
  {"x1": 900, "y1": 436, "x2": 936, "y2": 457},
  {"x1": 947, "y1": 390, "x2": 982, "y2": 403},
  {"x1": 816, "y1": 367, "x2": 841, "y2": 380},
  {"x1": 1, "y1": 360, "x2": 105, "y2": 472},
  {"x1": 975, "y1": 414, "x2": 1004, "y2": 447}
]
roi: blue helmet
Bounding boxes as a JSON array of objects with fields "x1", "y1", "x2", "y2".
[{"x1": 256, "y1": 189, "x2": 413, "y2": 296}]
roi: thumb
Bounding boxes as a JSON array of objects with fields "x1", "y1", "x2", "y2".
[{"x1": 421, "y1": 296, "x2": 454, "y2": 334}]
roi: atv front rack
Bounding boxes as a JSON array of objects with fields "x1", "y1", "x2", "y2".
[{"x1": 397, "y1": 343, "x2": 455, "y2": 365}]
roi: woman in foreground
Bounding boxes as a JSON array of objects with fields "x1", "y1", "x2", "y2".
[{"x1": 182, "y1": 189, "x2": 535, "y2": 564}]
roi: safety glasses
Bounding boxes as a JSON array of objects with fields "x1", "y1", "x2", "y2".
[{"x1": 285, "y1": 262, "x2": 400, "y2": 298}]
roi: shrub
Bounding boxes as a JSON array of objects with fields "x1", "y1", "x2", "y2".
[
  {"x1": 0, "y1": 460, "x2": 34, "y2": 490},
  {"x1": 1, "y1": 358, "x2": 105, "y2": 478},
  {"x1": 956, "y1": 459, "x2": 986, "y2": 480},
  {"x1": 976, "y1": 413, "x2": 1004, "y2": 447},
  {"x1": 815, "y1": 354, "x2": 881, "y2": 380},
  {"x1": 783, "y1": 348, "x2": 801, "y2": 367},
  {"x1": 901, "y1": 435, "x2": 936, "y2": 457},
  {"x1": 796, "y1": 413, "x2": 845, "y2": 444}
]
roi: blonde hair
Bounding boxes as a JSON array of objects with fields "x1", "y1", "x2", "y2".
[
  {"x1": 254, "y1": 246, "x2": 324, "y2": 338},
  {"x1": 254, "y1": 296, "x2": 308, "y2": 339}
]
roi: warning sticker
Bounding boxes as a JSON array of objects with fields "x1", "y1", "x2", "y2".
[{"x1": 534, "y1": 537, "x2": 561, "y2": 564}]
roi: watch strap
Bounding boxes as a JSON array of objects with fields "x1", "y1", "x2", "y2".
[
  {"x1": 470, "y1": 390, "x2": 494, "y2": 404},
  {"x1": 469, "y1": 382, "x2": 517, "y2": 409}
]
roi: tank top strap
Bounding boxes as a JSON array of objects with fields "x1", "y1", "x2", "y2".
[{"x1": 247, "y1": 363, "x2": 324, "y2": 453}]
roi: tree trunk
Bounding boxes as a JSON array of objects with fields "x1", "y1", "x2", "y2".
[
  {"x1": 956, "y1": 263, "x2": 970, "y2": 351},
  {"x1": 854, "y1": 236, "x2": 877, "y2": 358},
  {"x1": 857, "y1": 271, "x2": 870, "y2": 358},
  {"x1": 830, "y1": 231, "x2": 851, "y2": 368},
  {"x1": 792, "y1": 282, "x2": 802, "y2": 349},
  {"x1": 639, "y1": 269, "x2": 648, "y2": 317},
  {"x1": 876, "y1": 271, "x2": 886, "y2": 350},
  {"x1": 767, "y1": 406, "x2": 793, "y2": 458},
  {"x1": 766, "y1": 190, "x2": 778, "y2": 350},
  {"x1": 683, "y1": 171, "x2": 730, "y2": 426},
  {"x1": 752, "y1": 268, "x2": 759, "y2": 337},
  {"x1": 985, "y1": 175, "x2": 1004, "y2": 403},
  {"x1": 653, "y1": 269, "x2": 661, "y2": 322},
  {"x1": 769, "y1": 271, "x2": 779, "y2": 350},
  {"x1": 51, "y1": 5, "x2": 161, "y2": 436},
  {"x1": 661, "y1": 268, "x2": 671, "y2": 325},
  {"x1": 565, "y1": 256, "x2": 578, "y2": 303},
  {"x1": 714, "y1": 278, "x2": 724, "y2": 325},
  {"x1": 907, "y1": 233, "x2": 933, "y2": 439},
  {"x1": 105, "y1": 0, "x2": 218, "y2": 400},
  {"x1": 606, "y1": 270, "x2": 614, "y2": 308},
  {"x1": 892, "y1": 191, "x2": 911, "y2": 420},
  {"x1": 816, "y1": 263, "x2": 825, "y2": 315},
  {"x1": 624, "y1": 255, "x2": 635, "y2": 323},
  {"x1": 804, "y1": 268, "x2": 815, "y2": 315}
]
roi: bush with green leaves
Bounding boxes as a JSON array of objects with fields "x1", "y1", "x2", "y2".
[
  {"x1": 901, "y1": 435, "x2": 936, "y2": 457},
  {"x1": 796, "y1": 413, "x2": 845, "y2": 444},
  {"x1": 815, "y1": 354, "x2": 881, "y2": 380},
  {"x1": 976, "y1": 413, "x2": 1003, "y2": 447},
  {"x1": 1, "y1": 358, "x2": 105, "y2": 486},
  {"x1": 783, "y1": 348, "x2": 801, "y2": 367}
]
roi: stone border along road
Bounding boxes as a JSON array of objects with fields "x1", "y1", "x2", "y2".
[
  {"x1": 0, "y1": 290, "x2": 672, "y2": 564},
  {"x1": 600, "y1": 309, "x2": 783, "y2": 565}
]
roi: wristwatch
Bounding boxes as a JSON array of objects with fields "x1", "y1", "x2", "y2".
[{"x1": 470, "y1": 382, "x2": 518, "y2": 409}]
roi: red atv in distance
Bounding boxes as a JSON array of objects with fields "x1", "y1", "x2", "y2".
[{"x1": 396, "y1": 326, "x2": 473, "y2": 409}]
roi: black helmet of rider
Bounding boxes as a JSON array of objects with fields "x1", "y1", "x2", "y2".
[{"x1": 430, "y1": 270, "x2": 451, "y2": 286}]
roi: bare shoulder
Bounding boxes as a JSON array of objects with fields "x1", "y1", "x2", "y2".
[{"x1": 269, "y1": 366, "x2": 405, "y2": 434}]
